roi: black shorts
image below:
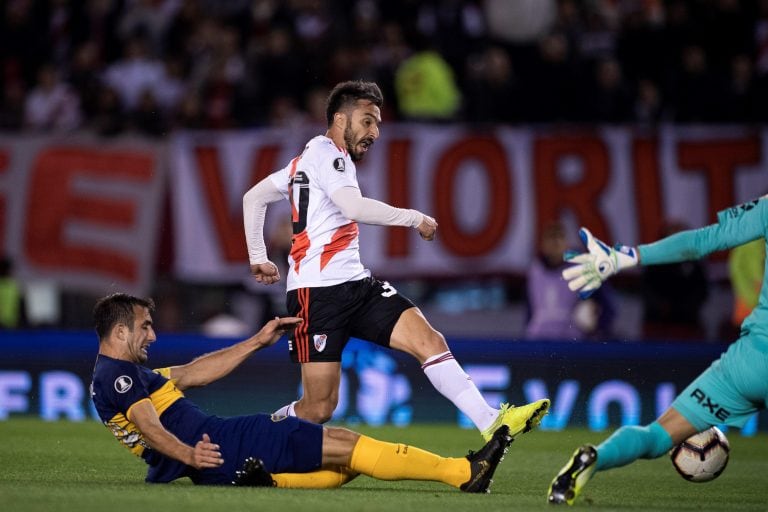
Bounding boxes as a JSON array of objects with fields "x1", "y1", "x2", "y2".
[{"x1": 286, "y1": 277, "x2": 415, "y2": 363}]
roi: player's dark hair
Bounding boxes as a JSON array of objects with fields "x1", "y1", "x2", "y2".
[
  {"x1": 325, "y1": 81, "x2": 383, "y2": 126},
  {"x1": 93, "y1": 293, "x2": 155, "y2": 340}
]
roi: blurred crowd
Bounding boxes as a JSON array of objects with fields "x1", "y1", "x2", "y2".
[
  {"x1": 2, "y1": 0, "x2": 768, "y2": 136},
  {"x1": 1, "y1": 0, "x2": 764, "y2": 340}
]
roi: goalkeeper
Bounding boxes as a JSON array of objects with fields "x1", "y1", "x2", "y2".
[{"x1": 548, "y1": 195, "x2": 768, "y2": 506}]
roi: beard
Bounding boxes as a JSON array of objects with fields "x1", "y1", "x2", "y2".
[{"x1": 344, "y1": 121, "x2": 366, "y2": 162}]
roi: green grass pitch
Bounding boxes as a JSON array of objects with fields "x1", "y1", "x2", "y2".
[{"x1": 1, "y1": 418, "x2": 766, "y2": 512}]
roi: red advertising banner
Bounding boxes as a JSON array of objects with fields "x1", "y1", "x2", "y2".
[
  {"x1": 169, "y1": 125, "x2": 766, "y2": 284},
  {"x1": 0, "y1": 126, "x2": 764, "y2": 295},
  {"x1": 0, "y1": 136, "x2": 164, "y2": 295}
]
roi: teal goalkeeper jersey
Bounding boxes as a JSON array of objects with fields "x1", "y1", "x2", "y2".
[{"x1": 638, "y1": 196, "x2": 768, "y2": 344}]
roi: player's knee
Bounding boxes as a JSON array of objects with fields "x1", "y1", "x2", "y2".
[
  {"x1": 423, "y1": 329, "x2": 448, "y2": 355},
  {"x1": 302, "y1": 399, "x2": 337, "y2": 424}
]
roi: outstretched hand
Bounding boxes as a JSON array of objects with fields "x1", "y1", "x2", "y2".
[
  {"x1": 562, "y1": 227, "x2": 639, "y2": 298},
  {"x1": 192, "y1": 433, "x2": 224, "y2": 469},
  {"x1": 250, "y1": 261, "x2": 281, "y2": 285},
  {"x1": 257, "y1": 316, "x2": 303, "y2": 347},
  {"x1": 417, "y1": 215, "x2": 438, "y2": 241}
]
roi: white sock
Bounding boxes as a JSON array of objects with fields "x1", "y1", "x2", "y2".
[
  {"x1": 273, "y1": 400, "x2": 297, "y2": 417},
  {"x1": 421, "y1": 351, "x2": 498, "y2": 432}
]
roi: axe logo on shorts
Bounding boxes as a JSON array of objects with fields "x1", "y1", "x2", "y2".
[
  {"x1": 690, "y1": 388, "x2": 731, "y2": 422},
  {"x1": 313, "y1": 334, "x2": 327, "y2": 353}
]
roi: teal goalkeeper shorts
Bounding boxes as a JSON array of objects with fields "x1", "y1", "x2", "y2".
[{"x1": 671, "y1": 333, "x2": 768, "y2": 431}]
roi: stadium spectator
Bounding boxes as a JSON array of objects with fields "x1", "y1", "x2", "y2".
[
  {"x1": 69, "y1": 0, "x2": 124, "y2": 65},
  {"x1": 153, "y1": 56, "x2": 188, "y2": 118},
  {"x1": 548, "y1": 194, "x2": 768, "y2": 505},
  {"x1": 89, "y1": 84, "x2": 125, "y2": 136},
  {"x1": 245, "y1": 27, "x2": 307, "y2": 125},
  {"x1": 587, "y1": 57, "x2": 633, "y2": 123},
  {"x1": 117, "y1": 0, "x2": 181, "y2": 56},
  {"x1": 524, "y1": 32, "x2": 584, "y2": 123},
  {"x1": 69, "y1": 41, "x2": 105, "y2": 121},
  {"x1": 303, "y1": 85, "x2": 331, "y2": 128},
  {"x1": 394, "y1": 43, "x2": 461, "y2": 121},
  {"x1": 632, "y1": 78, "x2": 664, "y2": 125},
  {"x1": 670, "y1": 44, "x2": 723, "y2": 122},
  {"x1": 242, "y1": 80, "x2": 549, "y2": 437},
  {"x1": 525, "y1": 221, "x2": 615, "y2": 341},
  {"x1": 171, "y1": 90, "x2": 205, "y2": 129},
  {"x1": 102, "y1": 35, "x2": 166, "y2": 112},
  {"x1": 0, "y1": 0, "x2": 46, "y2": 90},
  {"x1": 722, "y1": 54, "x2": 760, "y2": 123},
  {"x1": 90, "y1": 292, "x2": 512, "y2": 490},
  {"x1": 483, "y1": 0, "x2": 556, "y2": 44},
  {"x1": 463, "y1": 45, "x2": 519, "y2": 124},
  {"x1": 1, "y1": 0, "x2": 768, "y2": 130},
  {"x1": 23, "y1": 63, "x2": 83, "y2": 132},
  {"x1": 129, "y1": 89, "x2": 167, "y2": 136},
  {"x1": 0, "y1": 82, "x2": 26, "y2": 131}
]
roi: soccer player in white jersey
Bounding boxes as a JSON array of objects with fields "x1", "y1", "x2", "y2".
[{"x1": 243, "y1": 80, "x2": 549, "y2": 441}]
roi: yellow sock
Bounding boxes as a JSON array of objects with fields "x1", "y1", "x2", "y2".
[
  {"x1": 348, "y1": 435, "x2": 470, "y2": 488},
  {"x1": 271, "y1": 466, "x2": 358, "y2": 489}
]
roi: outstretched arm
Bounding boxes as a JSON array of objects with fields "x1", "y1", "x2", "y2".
[
  {"x1": 563, "y1": 197, "x2": 768, "y2": 297},
  {"x1": 639, "y1": 197, "x2": 768, "y2": 265},
  {"x1": 244, "y1": 177, "x2": 285, "y2": 284},
  {"x1": 331, "y1": 186, "x2": 437, "y2": 240},
  {"x1": 168, "y1": 317, "x2": 302, "y2": 390},
  {"x1": 128, "y1": 399, "x2": 223, "y2": 469}
]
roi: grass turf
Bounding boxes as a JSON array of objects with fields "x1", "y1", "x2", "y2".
[{"x1": 1, "y1": 418, "x2": 766, "y2": 512}]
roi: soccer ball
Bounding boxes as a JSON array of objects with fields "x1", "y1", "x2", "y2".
[{"x1": 670, "y1": 426, "x2": 730, "y2": 482}]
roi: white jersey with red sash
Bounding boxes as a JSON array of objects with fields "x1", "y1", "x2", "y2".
[{"x1": 269, "y1": 135, "x2": 371, "y2": 291}]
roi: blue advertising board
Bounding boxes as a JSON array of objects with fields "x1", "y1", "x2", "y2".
[{"x1": 1, "y1": 331, "x2": 765, "y2": 435}]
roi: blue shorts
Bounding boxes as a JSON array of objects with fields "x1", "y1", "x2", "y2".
[
  {"x1": 671, "y1": 334, "x2": 768, "y2": 431},
  {"x1": 188, "y1": 414, "x2": 323, "y2": 485}
]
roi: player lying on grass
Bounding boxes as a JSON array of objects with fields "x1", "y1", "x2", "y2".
[
  {"x1": 548, "y1": 195, "x2": 768, "y2": 505},
  {"x1": 90, "y1": 293, "x2": 512, "y2": 491}
]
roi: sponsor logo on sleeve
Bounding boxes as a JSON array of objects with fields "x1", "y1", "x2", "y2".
[
  {"x1": 114, "y1": 376, "x2": 133, "y2": 393},
  {"x1": 333, "y1": 157, "x2": 345, "y2": 172}
]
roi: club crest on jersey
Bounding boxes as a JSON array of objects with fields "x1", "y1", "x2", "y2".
[
  {"x1": 114, "y1": 375, "x2": 133, "y2": 393},
  {"x1": 333, "y1": 157, "x2": 345, "y2": 173},
  {"x1": 270, "y1": 413, "x2": 289, "y2": 422},
  {"x1": 313, "y1": 334, "x2": 327, "y2": 352}
]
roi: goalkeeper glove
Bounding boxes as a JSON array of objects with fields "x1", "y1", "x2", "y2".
[{"x1": 562, "y1": 227, "x2": 639, "y2": 298}]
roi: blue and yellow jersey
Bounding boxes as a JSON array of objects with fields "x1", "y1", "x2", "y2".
[
  {"x1": 639, "y1": 196, "x2": 768, "y2": 344},
  {"x1": 90, "y1": 355, "x2": 211, "y2": 482}
]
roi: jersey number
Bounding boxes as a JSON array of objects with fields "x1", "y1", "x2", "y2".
[
  {"x1": 290, "y1": 171, "x2": 310, "y2": 234},
  {"x1": 381, "y1": 281, "x2": 398, "y2": 297}
]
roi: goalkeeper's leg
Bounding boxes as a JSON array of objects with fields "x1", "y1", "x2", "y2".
[
  {"x1": 595, "y1": 421, "x2": 673, "y2": 470},
  {"x1": 548, "y1": 408, "x2": 693, "y2": 505}
]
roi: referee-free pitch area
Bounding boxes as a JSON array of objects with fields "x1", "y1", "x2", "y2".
[{"x1": 1, "y1": 418, "x2": 766, "y2": 512}]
